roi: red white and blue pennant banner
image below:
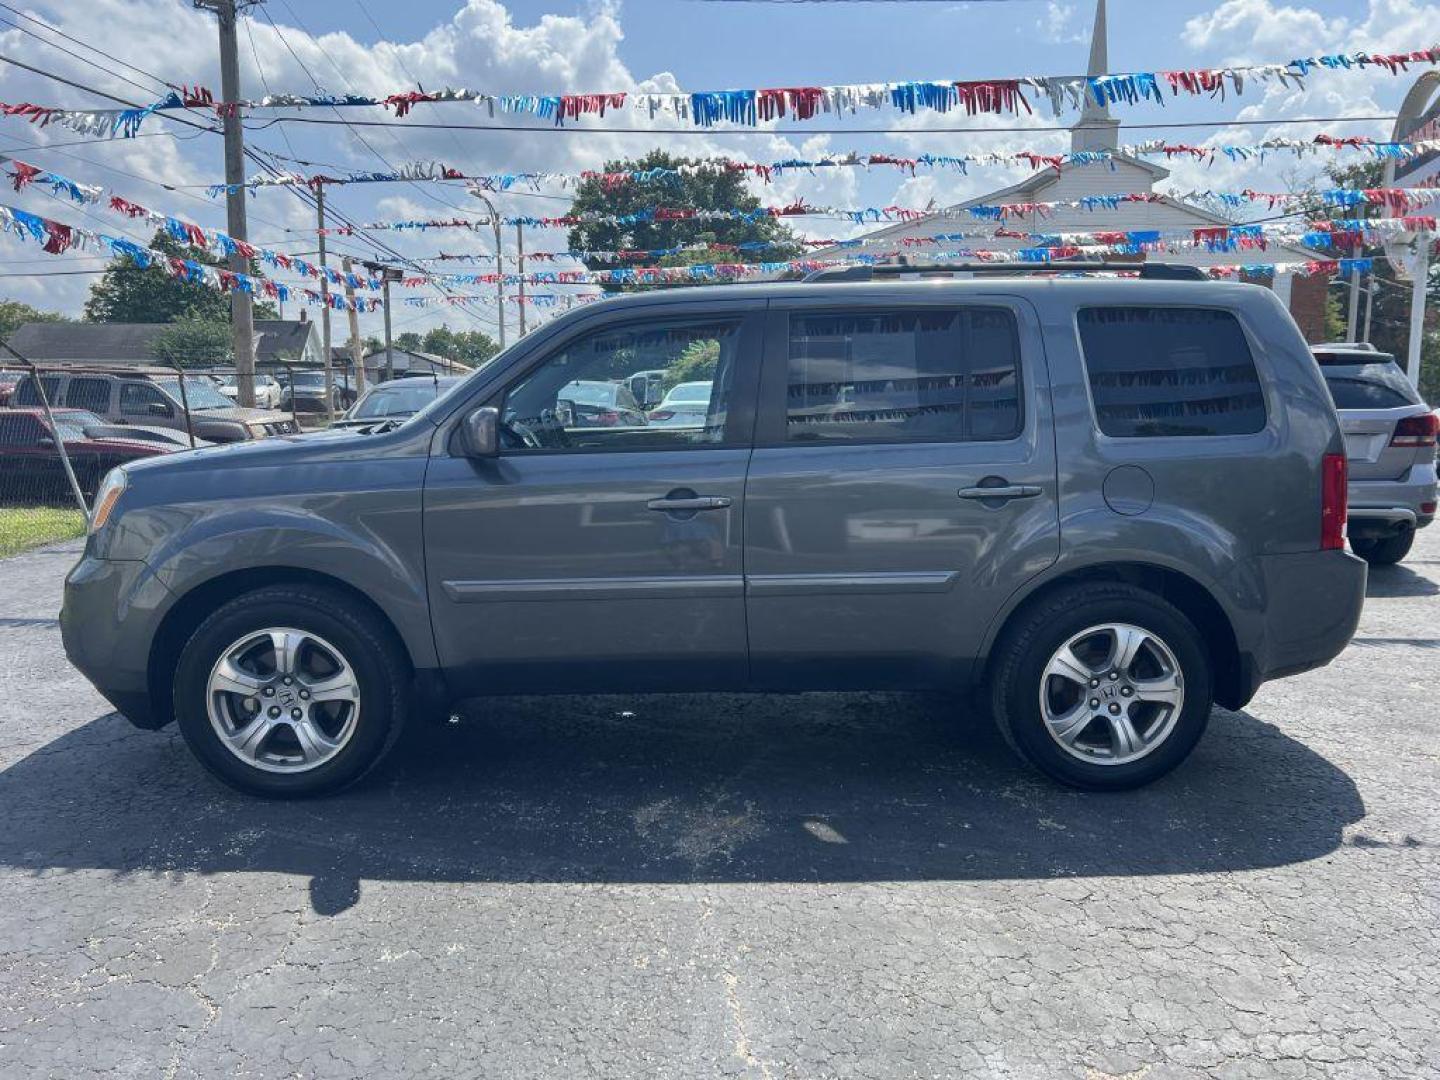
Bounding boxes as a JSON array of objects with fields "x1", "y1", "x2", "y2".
[
  {"x1": 0, "y1": 203, "x2": 381, "y2": 313},
  {"x1": 206, "y1": 134, "x2": 1440, "y2": 196},
  {"x1": 2, "y1": 47, "x2": 1438, "y2": 137}
]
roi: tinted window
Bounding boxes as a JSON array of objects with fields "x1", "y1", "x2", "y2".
[
  {"x1": 12, "y1": 375, "x2": 60, "y2": 407},
  {"x1": 64, "y1": 377, "x2": 111, "y2": 412},
  {"x1": 119, "y1": 383, "x2": 170, "y2": 417},
  {"x1": 1325, "y1": 377, "x2": 1416, "y2": 410},
  {"x1": 786, "y1": 308, "x2": 1021, "y2": 443},
  {"x1": 1077, "y1": 307, "x2": 1266, "y2": 437},
  {"x1": 503, "y1": 321, "x2": 741, "y2": 451},
  {"x1": 0, "y1": 413, "x2": 45, "y2": 444},
  {"x1": 1314, "y1": 350, "x2": 1398, "y2": 367}
]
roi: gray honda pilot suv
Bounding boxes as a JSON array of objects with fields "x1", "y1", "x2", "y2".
[{"x1": 61, "y1": 271, "x2": 1367, "y2": 797}]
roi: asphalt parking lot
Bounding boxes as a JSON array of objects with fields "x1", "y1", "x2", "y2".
[{"x1": 0, "y1": 534, "x2": 1436, "y2": 1080}]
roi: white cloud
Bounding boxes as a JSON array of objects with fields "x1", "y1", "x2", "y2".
[{"x1": 1036, "y1": 2, "x2": 1088, "y2": 45}]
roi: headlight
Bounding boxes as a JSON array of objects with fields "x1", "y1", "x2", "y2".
[{"x1": 88, "y1": 468, "x2": 127, "y2": 534}]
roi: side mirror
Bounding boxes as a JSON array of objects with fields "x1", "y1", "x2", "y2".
[
  {"x1": 459, "y1": 406, "x2": 499, "y2": 458},
  {"x1": 149, "y1": 401, "x2": 173, "y2": 418}
]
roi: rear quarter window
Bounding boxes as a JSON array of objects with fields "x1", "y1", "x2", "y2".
[{"x1": 1076, "y1": 307, "x2": 1266, "y2": 438}]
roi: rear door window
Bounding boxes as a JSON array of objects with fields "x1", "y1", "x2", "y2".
[
  {"x1": 64, "y1": 377, "x2": 111, "y2": 413},
  {"x1": 1077, "y1": 307, "x2": 1266, "y2": 437},
  {"x1": 784, "y1": 308, "x2": 1022, "y2": 443}
]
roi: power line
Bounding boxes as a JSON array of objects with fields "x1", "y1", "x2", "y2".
[{"x1": 0, "y1": 1, "x2": 172, "y2": 93}]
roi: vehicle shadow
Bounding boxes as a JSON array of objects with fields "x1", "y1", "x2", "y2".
[
  {"x1": 1364, "y1": 562, "x2": 1439, "y2": 598},
  {"x1": 0, "y1": 694, "x2": 1363, "y2": 915}
]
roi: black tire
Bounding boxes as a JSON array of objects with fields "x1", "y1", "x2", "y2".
[
  {"x1": 173, "y1": 585, "x2": 410, "y2": 797},
  {"x1": 988, "y1": 582, "x2": 1213, "y2": 791},
  {"x1": 1351, "y1": 528, "x2": 1415, "y2": 566}
]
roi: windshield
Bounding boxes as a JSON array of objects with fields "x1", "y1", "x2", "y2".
[
  {"x1": 292, "y1": 372, "x2": 328, "y2": 387},
  {"x1": 155, "y1": 378, "x2": 233, "y2": 410},
  {"x1": 353, "y1": 381, "x2": 444, "y2": 419}
]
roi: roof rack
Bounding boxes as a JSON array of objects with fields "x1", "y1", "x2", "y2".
[{"x1": 804, "y1": 261, "x2": 1208, "y2": 283}]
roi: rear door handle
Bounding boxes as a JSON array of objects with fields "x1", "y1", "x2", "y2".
[
  {"x1": 647, "y1": 495, "x2": 733, "y2": 512},
  {"x1": 957, "y1": 484, "x2": 1043, "y2": 501}
]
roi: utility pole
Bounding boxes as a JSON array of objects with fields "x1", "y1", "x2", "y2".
[
  {"x1": 470, "y1": 190, "x2": 505, "y2": 349},
  {"x1": 516, "y1": 222, "x2": 527, "y2": 337},
  {"x1": 316, "y1": 185, "x2": 334, "y2": 423},
  {"x1": 362, "y1": 261, "x2": 404, "y2": 381},
  {"x1": 341, "y1": 257, "x2": 367, "y2": 398},
  {"x1": 1346, "y1": 265, "x2": 1361, "y2": 343},
  {"x1": 194, "y1": 0, "x2": 258, "y2": 407}
]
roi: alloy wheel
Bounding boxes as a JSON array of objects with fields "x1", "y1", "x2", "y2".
[
  {"x1": 1038, "y1": 622, "x2": 1185, "y2": 766},
  {"x1": 206, "y1": 627, "x2": 361, "y2": 773}
]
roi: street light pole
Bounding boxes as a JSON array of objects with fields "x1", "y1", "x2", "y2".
[
  {"x1": 194, "y1": 0, "x2": 258, "y2": 407},
  {"x1": 364, "y1": 261, "x2": 405, "y2": 382},
  {"x1": 470, "y1": 190, "x2": 505, "y2": 350}
]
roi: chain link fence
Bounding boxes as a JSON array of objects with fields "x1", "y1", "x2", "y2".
[{"x1": 0, "y1": 360, "x2": 322, "y2": 557}]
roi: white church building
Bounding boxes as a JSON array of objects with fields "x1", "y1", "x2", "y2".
[{"x1": 840, "y1": 0, "x2": 1331, "y2": 341}]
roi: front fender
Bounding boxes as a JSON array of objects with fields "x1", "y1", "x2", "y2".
[{"x1": 102, "y1": 452, "x2": 437, "y2": 671}]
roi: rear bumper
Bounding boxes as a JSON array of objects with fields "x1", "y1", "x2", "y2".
[
  {"x1": 1243, "y1": 548, "x2": 1367, "y2": 695},
  {"x1": 61, "y1": 554, "x2": 174, "y2": 729},
  {"x1": 1347, "y1": 462, "x2": 1437, "y2": 537}
]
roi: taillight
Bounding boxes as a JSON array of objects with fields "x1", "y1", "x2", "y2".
[
  {"x1": 1321, "y1": 452, "x2": 1348, "y2": 551},
  {"x1": 1390, "y1": 412, "x2": 1439, "y2": 448},
  {"x1": 648, "y1": 410, "x2": 675, "y2": 421}
]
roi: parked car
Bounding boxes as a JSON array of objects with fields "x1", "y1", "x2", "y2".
[
  {"x1": 280, "y1": 371, "x2": 358, "y2": 414},
  {"x1": 626, "y1": 368, "x2": 669, "y2": 410},
  {"x1": 0, "y1": 369, "x2": 22, "y2": 406},
  {"x1": 647, "y1": 380, "x2": 714, "y2": 429},
  {"x1": 556, "y1": 379, "x2": 649, "y2": 427},
  {"x1": 217, "y1": 373, "x2": 283, "y2": 409},
  {"x1": 12, "y1": 369, "x2": 296, "y2": 443},
  {"x1": 62, "y1": 269, "x2": 1366, "y2": 798},
  {"x1": 0, "y1": 407, "x2": 181, "y2": 502},
  {"x1": 332, "y1": 376, "x2": 463, "y2": 430},
  {"x1": 1312, "y1": 345, "x2": 1436, "y2": 565}
]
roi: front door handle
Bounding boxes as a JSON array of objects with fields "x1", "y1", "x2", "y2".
[
  {"x1": 647, "y1": 495, "x2": 733, "y2": 513},
  {"x1": 958, "y1": 484, "x2": 1043, "y2": 501}
]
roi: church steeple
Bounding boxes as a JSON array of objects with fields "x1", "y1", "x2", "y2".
[{"x1": 1072, "y1": 0, "x2": 1121, "y2": 153}]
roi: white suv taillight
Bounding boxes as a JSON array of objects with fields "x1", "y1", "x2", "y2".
[{"x1": 1390, "y1": 412, "x2": 1439, "y2": 448}]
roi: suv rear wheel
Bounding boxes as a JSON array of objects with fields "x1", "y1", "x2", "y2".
[
  {"x1": 1350, "y1": 528, "x2": 1415, "y2": 566},
  {"x1": 989, "y1": 583, "x2": 1213, "y2": 791},
  {"x1": 173, "y1": 585, "x2": 409, "y2": 797}
]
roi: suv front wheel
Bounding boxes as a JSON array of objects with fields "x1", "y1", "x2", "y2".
[
  {"x1": 989, "y1": 583, "x2": 1213, "y2": 791},
  {"x1": 173, "y1": 585, "x2": 410, "y2": 797}
]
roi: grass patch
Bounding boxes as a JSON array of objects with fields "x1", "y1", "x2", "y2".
[{"x1": 0, "y1": 506, "x2": 86, "y2": 558}]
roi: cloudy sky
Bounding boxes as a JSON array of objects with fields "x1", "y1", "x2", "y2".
[{"x1": 0, "y1": 0, "x2": 1435, "y2": 342}]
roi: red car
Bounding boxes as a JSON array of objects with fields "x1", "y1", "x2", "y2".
[{"x1": 0, "y1": 407, "x2": 184, "y2": 504}]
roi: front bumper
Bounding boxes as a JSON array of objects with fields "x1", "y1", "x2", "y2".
[
  {"x1": 61, "y1": 553, "x2": 175, "y2": 729},
  {"x1": 1347, "y1": 461, "x2": 1437, "y2": 538}
]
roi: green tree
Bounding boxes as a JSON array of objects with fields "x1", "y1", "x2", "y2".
[
  {"x1": 421, "y1": 324, "x2": 500, "y2": 368},
  {"x1": 565, "y1": 151, "x2": 804, "y2": 291},
  {"x1": 0, "y1": 299, "x2": 69, "y2": 340},
  {"x1": 85, "y1": 229, "x2": 278, "y2": 324},
  {"x1": 663, "y1": 338, "x2": 720, "y2": 391},
  {"x1": 150, "y1": 315, "x2": 233, "y2": 368},
  {"x1": 396, "y1": 331, "x2": 423, "y2": 351}
]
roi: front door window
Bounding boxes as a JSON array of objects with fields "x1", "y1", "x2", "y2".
[{"x1": 501, "y1": 320, "x2": 741, "y2": 451}]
